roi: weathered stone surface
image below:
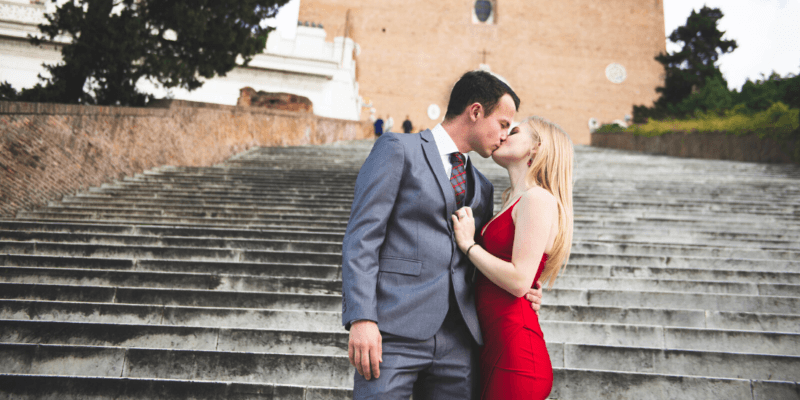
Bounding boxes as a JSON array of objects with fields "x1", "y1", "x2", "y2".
[
  {"x1": 0, "y1": 100, "x2": 371, "y2": 218},
  {"x1": 1, "y1": 140, "x2": 799, "y2": 399},
  {"x1": 591, "y1": 130, "x2": 797, "y2": 164}
]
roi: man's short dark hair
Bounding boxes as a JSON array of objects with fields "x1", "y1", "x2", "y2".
[{"x1": 444, "y1": 70, "x2": 520, "y2": 121}]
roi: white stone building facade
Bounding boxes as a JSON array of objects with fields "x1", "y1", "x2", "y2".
[{"x1": 0, "y1": 0, "x2": 363, "y2": 120}]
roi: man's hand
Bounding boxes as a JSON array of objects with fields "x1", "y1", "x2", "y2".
[
  {"x1": 525, "y1": 281, "x2": 544, "y2": 315},
  {"x1": 348, "y1": 320, "x2": 383, "y2": 380}
]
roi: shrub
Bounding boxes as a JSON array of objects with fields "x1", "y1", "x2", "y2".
[{"x1": 626, "y1": 102, "x2": 798, "y2": 137}]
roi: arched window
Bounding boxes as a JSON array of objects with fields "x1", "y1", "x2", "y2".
[{"x1": 472, "y1": 0, "x2": 495, "y2": 24}]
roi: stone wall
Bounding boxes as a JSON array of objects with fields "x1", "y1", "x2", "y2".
[
  {"x1": 591, "y1": 130, "x2": 797, "y2": 164},
  {"x1": 0, "y1": 100, "x2": 372, "y2": 218}
]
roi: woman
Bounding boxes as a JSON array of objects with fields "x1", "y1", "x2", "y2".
[{"x1": 451, "y1": 116, "x2": 574, "y2": 399}]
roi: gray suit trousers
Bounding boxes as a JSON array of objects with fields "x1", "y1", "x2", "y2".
[{"x1": 353, "y1": 306, "x2": 477, "y2": 400}]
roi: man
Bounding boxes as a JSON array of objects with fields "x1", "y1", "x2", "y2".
[
  {"x1": 402, "y1": 116, "x2": 413, "y2": 133},
  {"x1": 342, "y1": 70, "x2": 543, "y2": 399}
]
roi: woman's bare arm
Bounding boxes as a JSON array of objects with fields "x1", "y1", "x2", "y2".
[{"x1": 452, "y1": 188, "x2": 557, "y2": 297}]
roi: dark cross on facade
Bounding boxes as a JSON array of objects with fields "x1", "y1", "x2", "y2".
[{"x1": 480, "y1": 49, "x2": 490, "y2": 64}]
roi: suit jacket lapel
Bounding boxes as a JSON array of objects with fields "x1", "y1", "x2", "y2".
[{"x1": 420, "y1": 130, "x2": 457, "y2": 218}]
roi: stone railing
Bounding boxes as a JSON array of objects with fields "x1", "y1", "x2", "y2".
[
  {"x1": 591, "y1": 130, "x2": 798, "y2": 164},
  {"x1": 0, "y1": 100, "x2": 372, "y2": 217}
]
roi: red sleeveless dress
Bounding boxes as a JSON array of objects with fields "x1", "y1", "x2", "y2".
[{"x1": 476, "y1": 198, "x2": 553, "y2": 400}]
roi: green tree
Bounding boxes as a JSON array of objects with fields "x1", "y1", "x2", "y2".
[
  {"x1": 634, "y1": 6, "x2": 737, "y2": 122},
  {"x1": 4, "y1": 0, "x2": 289, "y2": 106},
  {"x1": 736, "y1": 73, "x2": 783, "y2": 112}
]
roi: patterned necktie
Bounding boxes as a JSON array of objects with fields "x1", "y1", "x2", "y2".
[{"x1": 449, "y1": 152, "x2": 467, "y2": 209}]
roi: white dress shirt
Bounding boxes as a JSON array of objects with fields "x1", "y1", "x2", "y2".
[{"x1": 431, "y1": 123, "x2": 469, "y2": 179}]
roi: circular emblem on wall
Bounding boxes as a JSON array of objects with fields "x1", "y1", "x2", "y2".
[
  {"x1": 474, "y1": 1, "x2": 493, "y2": 23},
  {"x1": 605, "y1": 63, "x2": 627, "y2": 84},
  {"x1": 427, "y1": 104, "x2": 441, "y2": 120},
  {"x1": 588, "y1": 118, "x2": 600, "y2": 132}
]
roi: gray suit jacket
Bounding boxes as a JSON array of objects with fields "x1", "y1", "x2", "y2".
[{"x1": 341, "y1": 130, "x2": 494, "y2": 344}]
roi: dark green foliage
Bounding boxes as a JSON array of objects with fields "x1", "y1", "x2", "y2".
[
  {"x1": 595, "y1": 123, "x2": 627, "y2": 133},
  {"x1": 669, "y1": 76, "x2": 734, "y2": 116},
  {"x1": 735, "y1": 72, "x2": 800, "y2": 112},
  {"x1": 6, "y1": 0, "x2": 289, "y2": 106},
  {"x1": 0, "y1": 81, "x2": 19, "y2": 101},
  {"x1": 634, "y1": 6, "x2": 737, "y2": 121}
]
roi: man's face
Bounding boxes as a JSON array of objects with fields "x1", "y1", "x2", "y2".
[{"x1": 471, "y1": 94, "x2": 516, "y2": 158}]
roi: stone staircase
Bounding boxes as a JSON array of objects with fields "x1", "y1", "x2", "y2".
[{"x1": 1, "y1": 139, "x2": 799, "y2": 399}]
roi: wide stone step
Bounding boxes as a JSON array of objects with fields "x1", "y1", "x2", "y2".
[
  {"x1": 63, "y1": 195, "x2": 355, "y2": 208},
  {"x1": 564, "y1": 263, "x2": 800, "y2": 284},
  {"x1": 546, "y1": 288, "x2": 800, "y2": 314},
  {"x1": 126, "y1": 171, "x2": 358, "y2": 184},
  {"x1": 574, "y1": 221, "x2": 800, "y2": 239},
  {"x1": 0, "y1": 230, "x2": 343, "y2": 253},
  {"x1": 548, "y1": 368, "x2": 797, "y2": 400},
  {"x1": 0, "y1": 242, "x2": 342, "y2": 264},
  {"x1": 541, "y1": 305, "x2": 800, "y2": 333},
  {"x1": 94, "y1": 182, "x2": 356, "y2": 196},
  {"x1": 0, "y1": 343, "x2": 353, "y2": 387},
  {"x1": 553, "y1": 276, "x2": 800, "y2": 297},
  {"x1": 119, "y1": 179, "x2": 357, "y2": 194},
  {"x1": 0, "y1": 221, "x2": 344, "y2": 242},
  {"x1": 541, "y1": 321, "x2": 800, "y2": 356},
  {"x1": 575, "y1": 213, "x2": 800, "y2": 228},
  {"x1": 0, "y1": 283, "x2": 341, "y2": 311},
  {"x1": 1, "y1": 254, "x2": 340, "y2": 279},
  {"x1": 574, "y1": 230, "x2": 800, "y2": 249},
  {"x1": 0, "y1": 217, "x2": 346, "y2": 233},
  {"x1": 568, "y1": 252, "x2": 800, "y2": 273},
  {"x1": 94, "y1": 185, "x2": 356, "y2": 199},
  {"x1": 575, "y1": 207, "x2": 800, "y2": 221},
  {"x1": 574, "y1": 212, "x2": 795, "y2": 226},
  {"x1": 572, "y1": 240, "x2": 800, "y2": 260},
  {"x1": 0, "y1": 374, "x2": 351, "y2": 399},
  {"x1": 573, "y1": 194, "x2": 799, "y2": 206},
  {"x1": 37, "y1": 205, "x2": 354, "y2": 218},
  {"x1": 0, "y1": 320, "x2": 346, "y2": 355},
  {"x1": 149, "y1": 172, "x2": 358, "y2": 183},
  {"x1": 0, "y1": 300, "x2": 340, "y2": 330},
  {"x1": 551, "y1": 343, "x2": 799, "y2": 381},
  {"x1": 15, "y1": 213, "x2": 349, "y2": 229},
  {"x1": 0, "y1": 267, "x2": 341, "y2": 294}
]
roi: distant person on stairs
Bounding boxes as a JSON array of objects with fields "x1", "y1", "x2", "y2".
[
  {"x1": 373, "y1": 116, "x2": 384, "y2": 137},
  {"x1": 341, "y1": 70, "x2": 543, "y2": 400},
  {"x1": 384, "y1": 115, "x2": 394, "y2": 134},
  {"x1": 402, "y1": 116, "x2": 413, "y2": 133}
]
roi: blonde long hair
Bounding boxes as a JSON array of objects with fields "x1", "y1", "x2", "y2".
[{"x1": 501, "y1": 116, "x2": 574, "y2": 288}]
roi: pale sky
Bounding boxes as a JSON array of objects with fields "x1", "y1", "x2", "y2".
[{"x1": 663, "y1": 0, "x2": 800, "y2": 90}]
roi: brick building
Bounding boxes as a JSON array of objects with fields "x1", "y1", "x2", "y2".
[{"x1": 299, "y1": 0, "x2": 666, "y2": 144}]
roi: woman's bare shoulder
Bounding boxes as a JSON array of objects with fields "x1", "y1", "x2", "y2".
[{"x1": 514, "y1": 187, "x2": 557, "y2": 218}]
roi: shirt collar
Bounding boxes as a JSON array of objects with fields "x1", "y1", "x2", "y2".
[{"x1": 431, "y1": 123, "x2": 469, "y2": 162}]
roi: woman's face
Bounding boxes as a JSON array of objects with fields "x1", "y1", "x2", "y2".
[{"x1": 491, "y1": 123, "x2": 536, "y2": 167}]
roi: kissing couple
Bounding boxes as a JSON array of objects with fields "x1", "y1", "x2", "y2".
[{"x1": 342, "y1": 70, "x2": 574, "y2": 400}]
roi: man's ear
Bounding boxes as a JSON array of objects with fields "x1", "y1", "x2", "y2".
[{"x1": 468, "y1": 103, "x2": 483, "y2": 121}]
